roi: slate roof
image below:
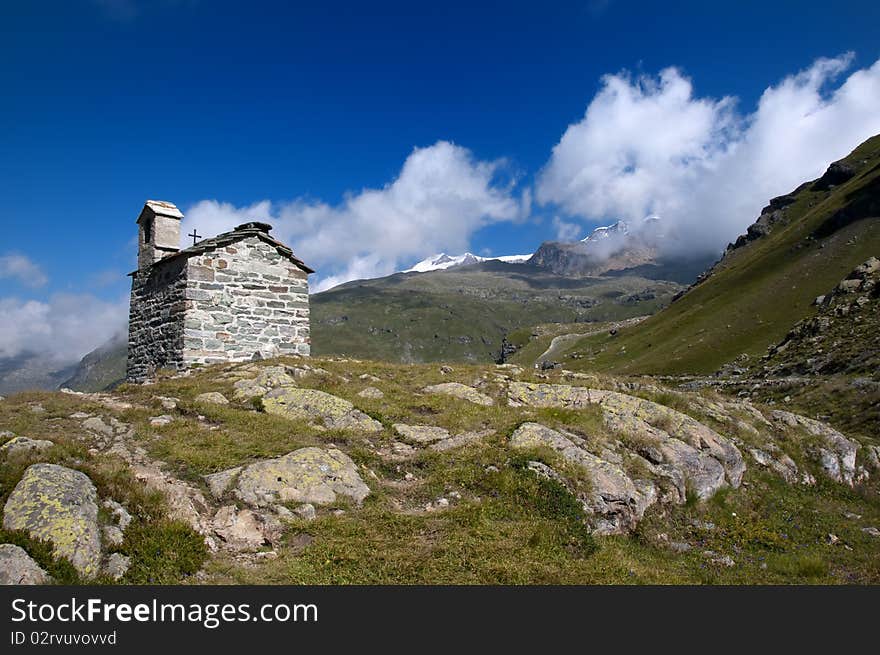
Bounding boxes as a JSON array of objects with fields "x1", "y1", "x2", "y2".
[{"x1": 134, "y1": 222, "x2": 314, "y2": 275}]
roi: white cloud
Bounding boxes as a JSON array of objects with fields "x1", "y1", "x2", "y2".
[
  {"x1": 537, "y1": 54, "x2": 880, "y2": 255},
  {"x1": 0, "y1": 253, "x2": 48, "y2": 288},
  {"x1": 0, "y1": 294, "x2": 128, "y2": 363},
  {"x1": 552, "y1": 216, "x2": 583, "y2": 241},
  {"x1": 182, "y1": 141, "x2": 525, "y2": 292}
]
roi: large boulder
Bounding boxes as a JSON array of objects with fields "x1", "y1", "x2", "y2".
[
  {"x1": 423, "y1": 383, "x2": 495, "y2": 406},
  {"x1": 2, "y1": 464, "x2": 102, "y2": 577},
  {"x1": 211, "y1": 447, "x2": 370, "y2": 508},
  {"x1": 262, "y1": 388, "x2": 382, "y2": 432},
  {"x1": 0, "y1": 544, "x2": 51, "y2": 585},
  {"x1": 510, "y1": 423, "x2": 656, "y2": 534}
]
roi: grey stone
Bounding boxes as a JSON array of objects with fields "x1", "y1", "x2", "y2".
[
  {"x1": 510, "y1": 422, "x2": 656, "y2": 534},
  {"x1": 194, "y1": 392, "x2": 229, "y2": 405},
  {"x1": 294, "y1": 504, "x2": 317, "y2": 521},
  {"x1": 423, "y1": 382, "x2": 494, "y2": 406},
  {"x1": 357, "y1": 386, "x2": 385, "y2": 399},
  {"x1": 0, "y1": 544, "x2": 51, "y2": 585},
  {"x1": 82, "y1": 417, "x2": 114, "y2": 437},
  {"x1": 430, "y1": 430, "x2": 494, "y2": 452},
  {"x1": 2, "y1": 464, "x2": 102, "y2": 577},
  {"x1": 262, "y1": 387, "x2": 382, "y2": 432},
  {"x1": 103, "y1": 525, "x2": 124, "y2": 547},
  {"x1": 231, "y1": 447, "x2": 370, "y2": 507},
  {"x1": 104, "y1": 553, "x2": 130, "y2": 581},
  {"x1": 203, "y1": 467, "x2": 242, "y2": 499},
  {"x1": 393, "y1": 423, "x2": 450, "y2": 444},
  {"x1": 0, "y1": 436, "x2": 54, "y2": 457}
]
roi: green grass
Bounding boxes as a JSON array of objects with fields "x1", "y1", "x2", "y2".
[
  {"x1": 310, "y1": 263, "x2": 682, "y2": 364},
  {"x1": 560, "y1": 135, "x2": 880, "y2": 376},
  {"x1": 3, "y1": 357, "x2": 879, "y2": 585}
]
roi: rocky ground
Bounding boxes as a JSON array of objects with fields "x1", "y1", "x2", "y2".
[{"x1": 1, "y1": 357, "x2": 879, "y2": 584}]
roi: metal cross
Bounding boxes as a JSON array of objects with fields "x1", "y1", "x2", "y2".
[{"x1": 188, "y1": 229, "x2": 202, "y2": 246}]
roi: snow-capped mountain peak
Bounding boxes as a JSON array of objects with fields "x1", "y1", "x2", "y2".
[
  {"x1": 403, "y1": 252, "x2": 531, "y2": 273},
  {"x1": 582, "y1": 220, "x2": 630, "y2": 243}
]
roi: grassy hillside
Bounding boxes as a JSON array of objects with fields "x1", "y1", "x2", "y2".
[
  {"x1": 311, "y1": 261, "x2": 682, "y2": 363},
  {"x1": 2, "y1": 356, "x2": 878, "y2": 584},
  {"x1": 558, "y1": 135, "x2": 880, "y2": 375}
]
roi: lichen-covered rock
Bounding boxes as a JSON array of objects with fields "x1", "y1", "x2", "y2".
[
  {"x1": 508, "y1": 382, "x2": 745, "y2": 489},
  {"x1": 393, "y1": 424, "x2": 450, "y2": 443},
  {"x1": 2, "y1": 464, "x2": 101, "y2": 577},
  {"x1": 232, "y1": 447, "x2": 370, "y2": 507},
  {"x1": 423, "y1": 383, "x2": 495, "y2": 406},
  {"x1": 203, "y1": 466, "x2": 243, "y2": 499},
  {"x1": 0, "y1": 436, "x2": 54, "y2": 457},
  {"x1": 0, "y1": 544, "x2": 51, "y2": 585},
  {"x1": 194, "y1": 392, "x2": 229, "y2": 405},
  {"x1": 262, "y1": 387, "x2": 382, "y2": 432},
  {"x1": 510, "y1": 423, "x2": 656, "y2": 534},
  {"x1": 232, "y1": 366, "x2": 296, "y2": 399},
  {"x1": 771, "y1": 410, "x2": 860, "y2": 485}
]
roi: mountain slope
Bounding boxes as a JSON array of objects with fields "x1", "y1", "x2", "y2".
[
  {"x1": 558, "y1": 135, "x2": 880, "y2": 375},
  {"x1": 311, "y1": 260, "x2": 685, "y2": 363},
  {"x1": 59, "y1": 332, "x2": 128, "y2": 392}
]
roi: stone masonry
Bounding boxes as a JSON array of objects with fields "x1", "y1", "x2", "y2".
[{"x1": 127, "y1": 201, "x2": 313, "y2": 382}]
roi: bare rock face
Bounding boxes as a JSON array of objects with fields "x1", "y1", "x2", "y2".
[
  {"x1": 508, "y1": 382, "x2": 745, "y2": 494},
  {"x1": 423, "y1": 383, "x2": 495, "y2": 406},
  {"x1": 0, "y1": 544, "x2": 51, "y2": 585},
  {"x1": 771, "y1": 410, "x2": 860, "y2": 485},
  {"x1": 2, "y1": 464, "x2": 102, "y2": 577},
  {"x1": 262, "y1": 387, "x2": 383, "y2": 432},
  {"x1": 510, "y1": 422, "x2": 656, "y2": 535},
  {"x1": 0, "y1": 436, "x2": 54, "y2": 457},
  {"x1": 209, "y1": 447, "x2": 371, "y2": 508}
]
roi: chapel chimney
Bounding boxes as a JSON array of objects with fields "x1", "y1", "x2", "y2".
[{"x1": 137, "y1": 200, "x2": 183, "y2": 270}]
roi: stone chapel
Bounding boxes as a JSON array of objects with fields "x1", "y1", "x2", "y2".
[{"x1": 127, "y1": 200, "x2": 312, "y2": 382}]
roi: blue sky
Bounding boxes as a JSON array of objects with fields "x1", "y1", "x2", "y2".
[{"x1": 2, "y1": 0, "x2": 880, "y2": 361}]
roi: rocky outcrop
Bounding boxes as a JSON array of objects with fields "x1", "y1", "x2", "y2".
[
  {"x1": 760, "y1": 257, "x2": 880, "y2": 377},
  {"x1": 2, "y1": 464, "x2": 102, "y2": 577},
  {"x1": 508, "y1": 382, "x2": 745, "y2": 493},
  {"x1": 0, "y1": 544, "x2": 51, "y2": 585},
  {"x1": 771, "y1": 410, "x2": 861, "y2": 485},
  {"x1": 231, "y1": 366, "x2": 297, "y2": 399},
  {"x1": 262, "y1": 387, "x2": 383, "y2": 432},
  {"x1": 423, "y1": 383, "x2": 494, "y2": 406},
  {"x1": 510, "y1": 423, "x2": 656, "y2": 534},
  {"x1": 207, "y1": 447, "x2": 370, "y2": 508}
]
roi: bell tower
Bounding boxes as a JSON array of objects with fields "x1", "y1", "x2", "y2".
[{"x1": 137, "y1": 200, "x2": 183, "y2": 270}]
